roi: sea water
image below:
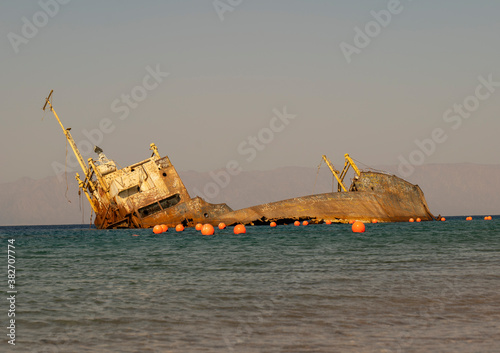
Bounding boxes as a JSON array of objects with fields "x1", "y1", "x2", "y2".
[{"x1": 1, "y1": 217, "x2": 499, "y2": 353}]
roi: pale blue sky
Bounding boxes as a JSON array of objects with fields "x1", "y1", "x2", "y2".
[{"x1": 1, "y1": 0, "x2": 499, "y2": 183}]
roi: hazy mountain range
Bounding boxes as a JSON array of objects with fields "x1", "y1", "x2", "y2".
[{"x1": 1, "y1": 163, "x2": 499, "y2": 226}]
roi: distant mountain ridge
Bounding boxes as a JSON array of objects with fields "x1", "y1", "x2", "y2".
[{"x1": 1, "y1": 163, "x2": 499, "y2": 226}]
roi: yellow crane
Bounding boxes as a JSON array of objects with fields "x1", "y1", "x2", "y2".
[{"x1": 322, "y1": 154, "x2": 361, "y2": 192}]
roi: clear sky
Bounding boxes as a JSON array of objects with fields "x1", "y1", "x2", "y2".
[{"x1": 1, "y1": 0, "x2": 499, "y2": 183}]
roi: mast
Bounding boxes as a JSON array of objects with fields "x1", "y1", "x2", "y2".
[{"x1": 42, "y1": 90, "x2": 88, "y2": 176}]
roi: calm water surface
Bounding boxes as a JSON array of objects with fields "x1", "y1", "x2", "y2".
[{"x1": 1, "y1": 217, "x2": 499, "y2": 352}]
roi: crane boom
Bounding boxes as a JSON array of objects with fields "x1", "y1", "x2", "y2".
[
  {"x1": 322, "y1": 155, "x2": 347, "y2": 192},
  {"x1": 42, "y1": 90, "x2": 88, "y2": 176},
  {"x1": 322, "y1": 154, "x2": 362, "y2": 192}
]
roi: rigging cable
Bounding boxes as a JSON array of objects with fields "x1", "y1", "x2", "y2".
[
  {"x1": 352, "y1": 157, "x2": 386, "y2": 174},
  {"x1": 313, "y1": 158, "x2": 323, "y2": 195},
  {"x1": 64, "y1": 138, "x2": 71, "y2": 204}
]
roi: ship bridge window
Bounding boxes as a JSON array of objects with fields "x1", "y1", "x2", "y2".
[
  {"x1": 137, "y1": 194, "x2": 181, "y2": 218},
  {"x1": 159, "y1": 194, "x2": 181, "y2": 210},
  {"x1": 118, "y1": 186, "x2": 140, "y2": 199},
  {"x1": 138, "y1": 202, "x2": 162, "y2": 218}
]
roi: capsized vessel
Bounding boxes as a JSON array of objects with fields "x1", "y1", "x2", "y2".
[{"x1": 43, "y1": 91, "x2": 435, "y2": 228}]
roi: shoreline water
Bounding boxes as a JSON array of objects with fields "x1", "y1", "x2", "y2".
[{"x1": 1, "y1": 219, "x2": 499, "y2": 352}]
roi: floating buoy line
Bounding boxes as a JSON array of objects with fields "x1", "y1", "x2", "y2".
[{"x1": 138, "y1": 216, "x2": 495, "y2": 236}]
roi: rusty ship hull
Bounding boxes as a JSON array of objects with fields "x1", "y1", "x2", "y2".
[
  {"x1": 83, "y1": 150, "x2": 436, "y2": 229},
  {"x1": 80, "y1": 148, "x2": 435, "y2": 229}
]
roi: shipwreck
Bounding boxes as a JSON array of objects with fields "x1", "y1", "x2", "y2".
[{"x1": 43, "y1": 90, "x2": 436, "y2": 228}]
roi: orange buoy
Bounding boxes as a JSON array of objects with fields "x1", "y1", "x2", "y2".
[
  {"x1": 270, "y1": 221, "x2": 277, "y2": 227},
  {"x1": 441, "y1": 217, "x2": 446, "y2": 222},
  {"x1": 371, "y1": 219, "x2": 378, "y2": 224},
  {"x1": 195, "y1": 223, "x2": 203, "y2": 231},
  {"x1": 466, "y1": 216, "x2": 472, "y2": 221},
  {"x1": 485, "y1": 216, "x2": 492, "y2": 220},
  {"x1": 349, "y1": 219, "x2": 355, "y2": 224},
  {"x1": 409, "y1": 218, "x2": 414, "y2": 223},
  {"x1": 352, "y1": 221, "x2": 365, "y2": 233},
  {"x1": 153, "y1": 225, "x2": 163, "y2": 234},
  {"x1": 160, "y1": 224, "x2": 168, "y2": 233},
  {"x1": 302, "y1": 221, "x2": 309, "y2": 226},
  {"x1": 325, "y1": 220, "x2": 332, "y2": 225},
  {"x1": 234, "y1": 224, "x2": 246, "y2": 234},
  {"x1": 416, "y1": 218, "x2": 421, "y2": 223},
  {"x1": 218, "y1": 222, "x2": 226, "y2": 230},
  {"x1": 294, "y1": 221, "x2": 300, "y2": 226},
  {"x1": 175, "y1": 224, "x2": 185, "y2": 232},
  {"x1": 201, "y1": 224, "x2": 215, "y2": 235}
]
